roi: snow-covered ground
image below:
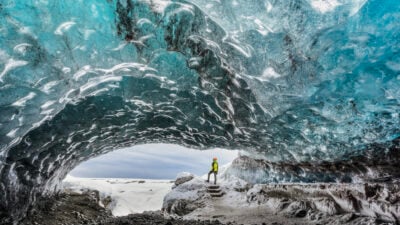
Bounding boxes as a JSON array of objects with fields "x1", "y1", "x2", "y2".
[
  {"x1": 62, "y1": 163, "x2": 232, "y2": 217},
  {"x1": 63, "y1": 163, "x2": 400, "y2": 225},
  {"x1": 62, "y1": 176, "x2": 174, "y2": 216}
]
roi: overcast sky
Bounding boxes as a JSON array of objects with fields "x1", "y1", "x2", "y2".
[{"x1": 69, "y1": 144, "x2": 239, "y2": 179}]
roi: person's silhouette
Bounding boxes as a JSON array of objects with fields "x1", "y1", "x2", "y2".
[{"x1": 206, "y1": 157, "x2": 218, "y2": 184}]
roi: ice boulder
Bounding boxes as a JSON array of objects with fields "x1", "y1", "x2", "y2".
[{"x1": 174, "y1": 172, "x2": 195, "y2": 187}]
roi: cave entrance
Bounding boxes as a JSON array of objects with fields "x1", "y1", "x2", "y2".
[{"x1": 62, "y1": 143, "x2": 238, "y2": 216}]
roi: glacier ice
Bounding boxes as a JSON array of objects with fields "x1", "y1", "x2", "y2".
[{"x1": 0, "y1": 0, "x2": 400, "y2": 222}]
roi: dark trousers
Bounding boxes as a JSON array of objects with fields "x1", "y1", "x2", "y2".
[{"x1": 207, "y1": 171, "x2": 217, "y2": 184}]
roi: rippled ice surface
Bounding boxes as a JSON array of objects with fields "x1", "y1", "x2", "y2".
[
  {"x1": 1, "y1": 0, "x2": 399, "y2": 162},
  {"x1": 0, "y1": 0, "x2": 400, "y2": 222}
]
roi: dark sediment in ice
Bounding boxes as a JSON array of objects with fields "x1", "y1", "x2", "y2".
[{"x1": 227, "y1": 138, "x2": 400, "y2": 183}]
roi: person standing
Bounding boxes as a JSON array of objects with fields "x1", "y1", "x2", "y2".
[{"x1": 207, "y1": 157, "x2": 218, "y2": 184}]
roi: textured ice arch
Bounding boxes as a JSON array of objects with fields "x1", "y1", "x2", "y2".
[{"x1": 0, "y1": 0, "x2": 400, "y2": 222}]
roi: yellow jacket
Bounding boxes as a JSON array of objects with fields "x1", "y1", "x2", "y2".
[{"x1": 211, "y1": 161, "x2": 218, "y2": 172}]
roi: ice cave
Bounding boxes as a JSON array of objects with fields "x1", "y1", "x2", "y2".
[{"x1": 0, "y1": 0, "x2": 400, "y2": 223}]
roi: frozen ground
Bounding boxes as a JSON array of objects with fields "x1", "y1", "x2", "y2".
[
  {"x1": 62, "y1": 163, "x2": 400, "y2": 225},
  {"x1": 62, "y1": 175, "x2": 174, "y2": 216},
  {"x1": 164, "y1": 172, "x2": 400, "y2": 225},
  {"x1": 19, "y1": 190, "x2": 226, "y2": 225}
]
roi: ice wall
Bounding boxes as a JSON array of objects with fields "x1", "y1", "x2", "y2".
[{"x1": 0, "y1": 0, "x2": 399, "y2": 223}]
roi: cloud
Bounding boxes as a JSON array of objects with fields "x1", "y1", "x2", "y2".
[{"x1": 69, "y1": 144, "x2": 238, "y2": 179}]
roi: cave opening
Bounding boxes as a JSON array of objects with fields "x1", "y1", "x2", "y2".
[{"x1": 62, "y1": 144, "x2": 239, "y2": 216}]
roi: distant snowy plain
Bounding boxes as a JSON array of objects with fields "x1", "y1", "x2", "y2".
[{"x1": 63, "y1": 176, "x2": 174, "y2": 216}]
